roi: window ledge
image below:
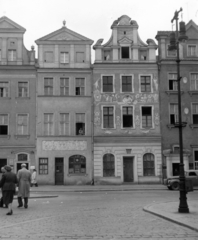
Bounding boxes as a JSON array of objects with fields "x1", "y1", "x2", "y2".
[
  {"x1": 188, "y1": 91, "x2": 198, "y2": 96},
  {"x1": 14, "y1": 135, "x2": 30, "y2": 139},
  {"x1": 167, "y1": 123, "x2": 187, "y2": 129},
  {"x1": 165, "y1": 91, "x2": 184, "y2": 95},
  {"x1": 167, "y1": 124, "x2": 176, "y2": 129},
  {"x1": 68, "y1": 173, "x2": 88, "y2": 177},
  {"x1": 189, "y1": 124, "x2": 198, "y2": 129},
  {"x1": 0, "y1": 135, "x2": 10, "y2": 139}
]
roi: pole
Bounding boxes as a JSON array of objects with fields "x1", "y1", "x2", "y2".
[{"x1": 172, "y1": 8, "x2": 189, "y2": 213}]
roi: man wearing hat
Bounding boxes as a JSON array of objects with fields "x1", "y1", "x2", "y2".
[{"x1": 17, "y1": 163, "x2": 31, "y2": 208}]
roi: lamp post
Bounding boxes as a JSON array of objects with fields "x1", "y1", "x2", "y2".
[{"x1": 169, "y1": 8, "x2": 189, "y2": 213}]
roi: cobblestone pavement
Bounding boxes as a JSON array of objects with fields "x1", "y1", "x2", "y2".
[{"x1": 0, "y1": 191, "x2": 198, "y2": 240}]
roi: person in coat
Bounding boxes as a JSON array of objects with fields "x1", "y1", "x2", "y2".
[
  {"x1": 0, "y1": 165, "x2": 18, "y2": 215},
  {"x1": 0, "y1": 166, "x2": 6, "y2": 208},
  {"x1": 31, "y1": 169, "x2": 38, "y2": 187},
  {"x1": 17, "y1": 163, "x2": 31, "y2": 209}
]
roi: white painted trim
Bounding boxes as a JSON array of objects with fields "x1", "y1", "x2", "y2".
[
  {"x1": 16, "y1": 113, "x2": 29, "y2": 135},
  {"x1": 120, "y1": 74, "x2": 134, "y2": 93},
  {"x1": 101, "y1": 105, "x2": 116, "y2": 129},
  {"x1": 101, "y1": 74, "x2": 115, "y2": 93},
  {"x1": 139, "y1": 74, "x2": 153, "y2": 93}
]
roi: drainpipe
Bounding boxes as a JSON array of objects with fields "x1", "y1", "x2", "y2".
[{"x1": 91, "y1": 65, "x2": 94, "y2": 185}]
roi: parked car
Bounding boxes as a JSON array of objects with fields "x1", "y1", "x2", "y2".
[{"x1": 164, "y1": 170, "x2": 198, "y2": 190}]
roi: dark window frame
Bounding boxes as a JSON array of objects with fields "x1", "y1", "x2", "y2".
[
  {"x1": 122, "y1": 76, "x2": 132, "y2": 92},
  {"x1": 103, "y1": 153, "x2": 115, "y2": 177},
  {"x1": 69, "y1": 155, "x2": 86, "y2": 174},
  {"x1": 39, "y1": 158, "x2": 48, "y2": 175},
  {"x1": 122, "y1": 106, "x2": 133, "y2": 128},
  {"x1": 103, "y1": 106, "x2": 114, "y2": 129},
  {"x1": 143, "y1": 153, "x2": 155, "y2": 176},
  {"x1": 102, "y1": 76, "x2": 113, "y2": 93},
  {"x1": 142, "y1": 107, "x2": 152, "y2": 128},
  {"x1": 140, "y1": 76, "x2": 151, "y2": 92}
]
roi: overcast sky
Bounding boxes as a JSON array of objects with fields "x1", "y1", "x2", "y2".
[{"x1": 0, "y1": 0, "x2": 198, "y2": 61}]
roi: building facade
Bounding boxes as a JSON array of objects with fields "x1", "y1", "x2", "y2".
[
  {"x1": 93, "y1": 15, "x2": 162, "y2": 184},
  {"x1": 156, "y1": 20, "x2": 198, "y2": 179},
  {"x1": 0, "y1": 16, "x2": 36, "y2": 177},
  {"x1": 35, "y1": 21, "x2": 94, "y2": 185}
]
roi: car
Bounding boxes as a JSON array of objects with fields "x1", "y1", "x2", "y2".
[{"x1": 164, "y1": 170, "x2": 198, "y2": 190}]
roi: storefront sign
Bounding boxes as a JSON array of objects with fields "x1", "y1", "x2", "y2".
[{"x1": 42, "y1": 140, "x2": 87, "y2": 151}]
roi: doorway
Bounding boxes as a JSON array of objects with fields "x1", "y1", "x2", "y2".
[
  {"x1": 172, "y1": 163, "x2": 180, "y2": 176},
  {"x1": 16, "y1": 163, "x2": 29, "y2": 173},
  {"x1": 123, "y1": 157, "x2": 134, "y2": 182},
  {"x1": 55, "y1": 158, "x2": 64, "y2": 185}
]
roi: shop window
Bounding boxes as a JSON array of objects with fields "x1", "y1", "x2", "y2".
[
  {"x1": 69, "y1": 155, "x2": 86, "y2": 174},
  {"x1": 103, "y1": 154, "x2": 115, "y2": 177},
  {"x1": 39, "y1": 158, "x2": 48, "y2": 175},
  {"x1": 0, "y1": 114, "x2": 8, "y2": 135},
  {"x1": 121, "y1": 47, "x2": 129, "y2": 59},
  {"x1": 18, "y1": 153, "x2": 28, "y2": 161},
  {"x1": 143, "y1": 153, "x2": 155, "y2": 176}
]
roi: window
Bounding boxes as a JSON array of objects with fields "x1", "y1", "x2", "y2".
[
  {"x1": 76, "y1": 113, "x2": 85, "y2": 135},
  {"x1": 59, "y1": 113, "x2": 69, "y2": 135},
  {"x1": 8, "y1": 50, "x2": 16, "y2": 61},
  {"x1": 103, "y1": 107, "x2": 114, "y2": 128},
  {"x1": 140, "y1": 50, "x2": 147, "y2": 60},
  {"x1": 0, "y1": 114, "x2": 8, "y2": 135},
  {"x1": 76, "y1": 52, "x2": 84, "y2": 63},
  {"x1": 60, "y1": 78, "x2": 69, "y2": 96},
  {"x1": 75, "y1": 78, "x2": 85, "y2": 96},
  {"x1": 188, "y1": 45, "x2": 196, "y2": 56},
  {"x1": 39, "y1": 158, "x2": 48, "y2": 175},
  {"x1": 122, "y1": 76, "x2": 132, "y2": 92},
  {"x1": 140, "y1": 76, "x2": 151, "y2": 92},
  {"x1": 0, "y1": 82, "x2": 9, "y2": 97},
  {"x1": 44, "y1": 113, "x2": 53, "y2": 135},
  {"x1": 102, "y1": 76, "x2": 113, "y2": 92},
  {"x1": 18, "y1": 153, "x2": 28, "y2": 161},
  {"x1": 142, "y1": 107, "x2": 152, "y2": 128},
  {"x1": 103, "y1": 154, "x2": 115, "y2": 177},
  {"x1": 170, "y1": 104, "x2": 178, "y2": 124},
  {"x1": 0, "y1": 159, "x2": 7, "y2": 173},
  {"x1": 192, "y1": 103, "x2": 198, "y2": 124},
  {"x1": 143, "y1": 153, "x2": 155, "y2": 176},
  {"x1": 190, "y1": 73, "x2": 198, "y2": 90},
  {"x1": 69, "y1": 155, "x2": 86, "y2": 174},
  {"x1": 18, "y1": 82, "x2": 28, "y2": 97},
  {"x1": 104, "y1": 50, "x2": 111, "y2": 61},
  {"x1": 60, "y1": 52, "x2": 69, "y2": 63},
  {"x1": 17, "y1": 114, "x2": 28, "y2": 135},
  {"x1": 44, "y1": 78, "x2": 53, "y2": 95},
  {"x1": 121, "y1": 47, "x2": 129, "y2": 59},
  {"x1": 194, "y1": 150, "x2": 198, "y2": 170},
  {"x1": 44, "y1": 52, "x2": 53, "y2": 62},
  {"x1": 122, "y1": 106, "x2": 133, "y2": 128},
  {"x1": 169, "y1": 73, "x2": 178, "y2": 90}
]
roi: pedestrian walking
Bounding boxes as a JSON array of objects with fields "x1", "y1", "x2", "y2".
[
  {"x1": 0, "y1": 166, "x2": 6, "y2": 208},
  {"x1": 17, "y1": 163, "x2": 31, "y2": 209},
  {"x1": 0, "y1": 165, "x2": 18, "y2": 215},
  {"x1": 31, "y1": 169, "x2": 38, "y2": 187}
]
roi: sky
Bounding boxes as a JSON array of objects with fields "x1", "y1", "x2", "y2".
[{"x1": 0, "y1": 0, "x2": 198, "y2": 61}]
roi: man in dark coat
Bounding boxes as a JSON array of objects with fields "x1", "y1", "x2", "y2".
[
  {"x1": 0, "y1": 166, "x2": 6, "y2": 207},
  {"x1": 17, "y1": 163, "x2": 31, "y2": 208}
]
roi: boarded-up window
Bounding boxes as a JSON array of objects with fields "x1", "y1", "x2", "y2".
[
  {"x1": 76, "y1": 52, "x2": 84, "y2": 63},
  {"x1": 45, "y1": 52, "x2": 53, "y2": 62}
]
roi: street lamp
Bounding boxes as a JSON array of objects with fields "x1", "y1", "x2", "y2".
[{"x1": 169, "y1": 8, "x2": 189, "y2": 213}]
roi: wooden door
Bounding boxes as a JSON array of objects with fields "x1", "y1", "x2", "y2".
[
  {"x1": 123, "y1": 157, "x2": 133, "y2": 182},
  {"x1": 55, "y1": 158, "x2": 64, "y2": 185}
]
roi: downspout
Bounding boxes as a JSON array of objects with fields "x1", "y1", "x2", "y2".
[{"x1": 91, "y1": 65, "x2": 94, "y2": 185}]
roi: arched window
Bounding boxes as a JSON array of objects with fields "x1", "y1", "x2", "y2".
[
  {"x1": 69, "y1": 155, "x2": 86, "y2": 174},
  {"x1": 143, "y1": 153, "x2": 155, "y2": 176},
  {"x1": 103, "y1": 153, "x2": 115, "y2": 177},
  {"x1": 17, "y1": 153, "x2": 28, "y2": 161}
]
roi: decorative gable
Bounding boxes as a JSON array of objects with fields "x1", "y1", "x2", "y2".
[
  {"x1": 118, "y1": 15, "x2": 131, "y2": 26},
  {"x1": 118, "y1": 37, "x2": 133, "y2": 45},
  {"x1": 0, "y1": 16, "x2": 26, "y2": 32}
]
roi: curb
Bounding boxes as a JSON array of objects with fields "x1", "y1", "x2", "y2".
[
  {"x1": 13, "y1": 195, "x2": 58, "y2": 200},
  {"x1": 143, "y1": 204, "x2": 198, "y2": 233}
]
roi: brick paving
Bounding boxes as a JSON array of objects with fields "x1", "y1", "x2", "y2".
[{"x1": 0, "y1": 191, "x2": 198, "y2": 240}]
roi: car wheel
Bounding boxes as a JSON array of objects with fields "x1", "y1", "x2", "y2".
[
  {"x1": 171, "y1": 182, "x2": 179, "y2": 190},
  {"x1": 168, "y1": 186, "x2": 172, "y2": 190}
]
